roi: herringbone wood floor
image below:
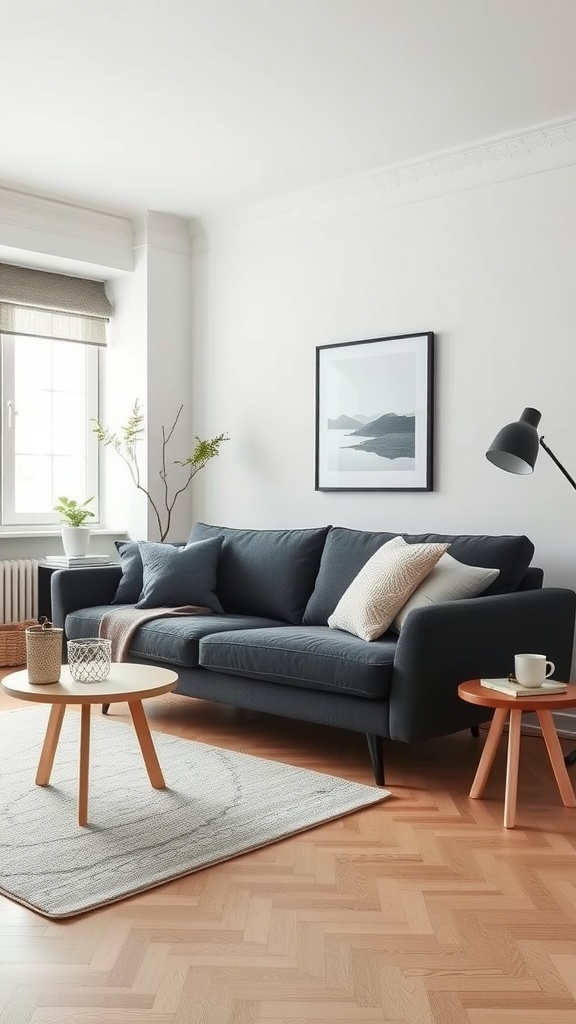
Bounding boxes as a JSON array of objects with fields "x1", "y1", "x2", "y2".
[{"x1": 1, "y1": 679, "x2": 576, "y2": 1024}]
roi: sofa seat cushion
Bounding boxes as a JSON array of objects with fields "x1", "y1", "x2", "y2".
[
  {"x1": 65, "y1": 608, "x2": 287, "y2": 668},
  {"x1": 188, "y1": 522, "x2": 330, "y2": 624},
  {"x1": 199, "y1": 626, "x2": 396, "y2": 699}
]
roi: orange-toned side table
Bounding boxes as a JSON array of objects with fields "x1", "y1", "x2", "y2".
[{"x1": 458, "y1": 680, "x2": 576, "y2": 828}]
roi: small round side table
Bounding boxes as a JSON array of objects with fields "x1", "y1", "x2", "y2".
[
  {"x1": 458, "y1": 680, "x2": 576, "y2": 829},
  {"x1": 2, "y1": 663, "x2": 178, "y2": 827}
]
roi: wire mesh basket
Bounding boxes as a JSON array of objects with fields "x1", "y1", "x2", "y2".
[{"x1": 67, "y1": 638, "x2": 112, "y2": 683}]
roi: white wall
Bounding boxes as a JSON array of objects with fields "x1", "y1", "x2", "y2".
[
  {"x1": 103, "y1": 246, "x2": 149, "y2": 541},
  {"x1": 105, "y1": 213, "x2": 194, "y2": 543},
  {"x1": 192, "y1": 155, "x2": 576, "y2": 594},
  {"x1": 145, "y1": 214, "x2": 194, "y2": 543}
]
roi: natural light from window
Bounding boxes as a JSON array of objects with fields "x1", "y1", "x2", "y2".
[{"x1": 1, "y1": 335, "x2": 99, "y2": 526}]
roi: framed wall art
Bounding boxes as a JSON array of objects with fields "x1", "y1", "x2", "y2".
[{"x1": 315, "y1": 332, "x2": 434, "y2": 491}]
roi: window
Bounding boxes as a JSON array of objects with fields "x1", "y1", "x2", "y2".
[
  {"x1": 1, "y1": 335, "x2": 99, "y2": 526},
  {"x1": 0, "y1": 262, "x2": 111, "y2": 528}
]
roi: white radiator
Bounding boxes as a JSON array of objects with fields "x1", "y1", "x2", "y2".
[{"x1": 0, "y1": 559, "x2": 39, "y2": 624}]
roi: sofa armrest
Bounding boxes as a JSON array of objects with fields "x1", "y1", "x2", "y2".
[
  {"x1": 50, "y1": 566, "x2": 123, "y2": 628},
  {"x1": 389, "y1": 587, "x2": 576, "y2": 742}
]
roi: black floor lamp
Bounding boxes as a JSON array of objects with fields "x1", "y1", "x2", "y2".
[{"x1": 486, "y1": 407, "x2": 576, "y2": 767}]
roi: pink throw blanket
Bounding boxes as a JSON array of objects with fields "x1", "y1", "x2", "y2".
[{"x1": 99, "y1": 604, "x2": 212, "y2": 662}]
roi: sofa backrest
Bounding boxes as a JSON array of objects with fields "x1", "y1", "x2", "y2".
[
  {"x1": 303, "y1": 527, "x2": 535, "y2": 626},
  {"x1": 188, "y1": 523, "x2": 330, "y2": 624}
]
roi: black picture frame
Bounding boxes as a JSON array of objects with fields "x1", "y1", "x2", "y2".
[{"x1": 315, "y1": 332, "x2": 434, "y2": 491}]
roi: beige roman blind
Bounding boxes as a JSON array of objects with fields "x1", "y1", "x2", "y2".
[{"x1": 0, "y1": 262, "x2": 113, "y2": 346}]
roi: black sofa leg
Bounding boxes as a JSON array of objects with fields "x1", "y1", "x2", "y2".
[
  {"x1": 102, "y1": 703, "x2": 110, "y2": 715},
  {"x1": 366, "y1": 733, "x2": 385, "y2": 786},
  {"x1": 565, "y1": 746, "x2": 576, "y2": 766},
  {"x1": 470, "y1": 724, "x2": 480, "y2": 738}
]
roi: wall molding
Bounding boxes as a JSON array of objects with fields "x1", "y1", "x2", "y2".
[
  {"x1": 0, "y1": 185, "x2": 134, "y2": 274},
  {"x1": 200, "y1": 117, "x2": 576, "y2": 237},
  {"x1": 335, "y1": 118, "x2": 576, "y2": 194},
  {"x1": 135, "y1": 212, "x2": 193, "y2": 256},
  {"x1": 4, "y1": 117, "x2": 576, "y2": 253}
]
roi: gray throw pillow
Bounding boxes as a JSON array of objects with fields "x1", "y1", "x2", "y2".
[
  {"x1": 113, "y1": 539, "x2": 188, "y2": 605},
  {"x1": 135, "y1": 537, "x2": 224, "y2": 612},
  {"x1": 112, "y1": 540, "x2": 143, "y2": 604}
]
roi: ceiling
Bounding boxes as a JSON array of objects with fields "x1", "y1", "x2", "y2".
[{"x1": 2, "y1": 0, "x2": 576, "y2": 220}]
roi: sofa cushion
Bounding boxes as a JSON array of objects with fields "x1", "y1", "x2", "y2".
[
  {"x1": 135, "y1": 537, "x2": 224, "y2": 612},
  {"x1": 303, "y1": 527, "x2": 398, "y2": 625},
  {"x1": 392, "y1": 552, "x2": 500, "y2": 631},
  {"x1": 65, "y1": 608, "x2": 287, "y2": 668},
  {"x1": 112, "y1": 539, "x2": 189, "y2": 605},
  {"x1": 112, "y1": 541, "x2": 143, "y2": 604},
  {"x1": 400, "y1": 532, "x2": 534, "y2": 596},
  {"x1": 328, "y1": 538, "x2": 448, "y2": 641},
  {"x1": 304, "y1": 527, "x2": 534, "y2": 624},
  {"x1": 199, "y1": 626, "x2": 396, "y2": 699},
  {"x1": 188, "y1": 522, "x2": 330, "y2": 624}
]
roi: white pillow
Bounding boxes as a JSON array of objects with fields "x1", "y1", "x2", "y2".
[
  {"x1": 392, "y1": 552, "x2": 500, "y2": 631},
  {"x1": 328, "y1": 536, "x2": 449, "y2": 641}
]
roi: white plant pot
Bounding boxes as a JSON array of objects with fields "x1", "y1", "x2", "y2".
[{"x1": 61, "y1": 526, "x2": 91, "y2": 558}]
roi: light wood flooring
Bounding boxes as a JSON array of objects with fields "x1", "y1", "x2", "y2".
[{"x1": 1, "y1": 678, "x2": 576, "y2": 1024}]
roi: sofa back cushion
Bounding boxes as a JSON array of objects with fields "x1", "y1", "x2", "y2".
[
  {"x1": 188, "y1": 523, "x2": 330, "y2": 624},
  {"x1": 401, "y1": 532, "x2": 534, "y2": 596},
  {"x1": 303, "y1": 527, "x2": 534, "y2": 625},
  {"x1": 303, "y1": 528, "x2": 397, "y2": 625}
]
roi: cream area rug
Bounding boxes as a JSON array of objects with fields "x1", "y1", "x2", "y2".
[{"x1": 0, "y1": 707, "x2": 390, "y2": 919}]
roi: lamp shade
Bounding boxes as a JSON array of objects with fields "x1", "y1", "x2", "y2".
[{"x1": 486, "y1": 407, "x2": 542, "y2": 475}]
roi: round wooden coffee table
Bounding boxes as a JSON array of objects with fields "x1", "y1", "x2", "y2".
[
  {"x1": 2, "y1": 663, "x2": 178, "y2": 827},
  {"x1": 458, "y1": 680, "x2": 576, "y2": 828}
]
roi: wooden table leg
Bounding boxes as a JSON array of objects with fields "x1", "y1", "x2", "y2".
[
  {"x1": 128, "y1": 701, "x2": 166, "y2": 789},
  {"x1": 504, "y1": 708, "x2": 522, "y2": 829},
  {"x1": 469, "y1": 707, "x2": 508, "y2": 799},
  {"x1": 35, "y1": 704, "x2": 66, "y2": 786},
  {"x1": 537, "y1": 710, "x2": 576, "y2": 807},
  {"x1": 78, "y1": 704, "x2": 91, "y2": 827}
]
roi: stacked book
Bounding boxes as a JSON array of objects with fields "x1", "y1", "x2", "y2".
[
  {"x1": 44, "y1": 555, "x2": 114, "y2": 568},
  {"x1": 480, "y1": 677, "x2": 567, "y2": 697}
]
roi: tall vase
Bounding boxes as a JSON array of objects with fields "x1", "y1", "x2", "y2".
[{"x1": 61, "y1": 526, "x2": 90, "y2": 558}]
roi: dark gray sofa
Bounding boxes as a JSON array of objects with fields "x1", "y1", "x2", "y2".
[{"x1": 50, "y1": 523, "x2": 576, "y2": 785}]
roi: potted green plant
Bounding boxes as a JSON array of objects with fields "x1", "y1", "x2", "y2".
[{"x1": 54, "y1": 496, "x2": 95, "y2": 557}]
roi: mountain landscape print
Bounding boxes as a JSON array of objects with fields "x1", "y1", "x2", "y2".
[
  {"x1": 316, "y1": 333, "x2": 434, "y2": 491},
  {"x1": 330, "y1": 411, "x2": 416, "y2": 459}
]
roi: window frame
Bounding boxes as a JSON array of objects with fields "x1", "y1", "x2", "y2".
[{"x1": 0, "y1": 334, "x2": 101, "y2": 527}]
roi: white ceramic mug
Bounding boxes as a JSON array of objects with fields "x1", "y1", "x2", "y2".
[{"x1": 514, "y1": 653, "x2": 555, "y2": 688}]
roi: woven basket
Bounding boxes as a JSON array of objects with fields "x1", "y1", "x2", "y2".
[{"x1": 0, "y1": 619, "x2": 39, "y2": 667}]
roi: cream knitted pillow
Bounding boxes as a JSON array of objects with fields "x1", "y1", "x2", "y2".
[{"x1": 328, "y1": 536, "x2": 449, "y2": 641}]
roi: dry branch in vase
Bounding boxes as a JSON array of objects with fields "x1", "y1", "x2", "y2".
[{"x1": 92, "y1": 400, "x2": 228, "y2": 541}]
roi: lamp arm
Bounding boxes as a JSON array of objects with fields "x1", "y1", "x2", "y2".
[{"x1": 539, "y1": 437, "x2": 576, "y2": 492}]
